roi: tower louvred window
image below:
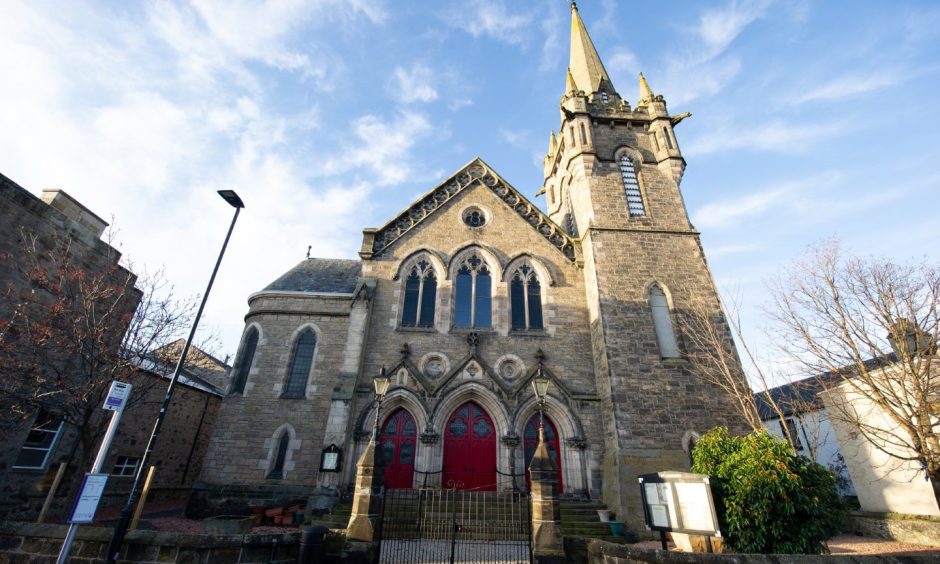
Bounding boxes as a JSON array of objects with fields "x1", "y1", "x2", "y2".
[
  {"x1": 401, "y1": 259, "x2": 437, "y2": 328},
  {"x1": 619, "y1": 156, "x2": 645, "y2": 217}
]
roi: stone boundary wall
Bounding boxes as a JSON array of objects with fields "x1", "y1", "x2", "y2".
[
  {"x1": 0, "y1": 521, "x2": 299, "y2": 563},
  {"x1": 569, "y1": 538, "x2": 938, "y2": 564},
  {"x1": 844, "y1": 511, "x2": 940, "y2": 547}
]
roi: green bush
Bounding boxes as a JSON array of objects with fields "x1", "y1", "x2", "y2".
[{"x1": 691, "y1": 427, "x2": 844, "y2": 554}]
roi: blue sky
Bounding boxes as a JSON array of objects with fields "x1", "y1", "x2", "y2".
[{"x1": 2, "y1": 0, "x2": 938, "y2": 375}]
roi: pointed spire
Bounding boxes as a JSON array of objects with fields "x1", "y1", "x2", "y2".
[
  {"x1": 568, "y1": 1, "x2": 615, "y2": 95},
  {"x1": 637, "y1": 72, "x2": 654, "y2": 106},
  {"x1": 565, "y1": 68, "x2": 578, "y2": 95}
]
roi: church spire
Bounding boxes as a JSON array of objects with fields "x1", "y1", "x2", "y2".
[
  {"x1": 637, "y1": 72, "x2": 655, "y2": 107},
  {"x1": 568, "y1": 1, "x2": 615, "y2": 95}
]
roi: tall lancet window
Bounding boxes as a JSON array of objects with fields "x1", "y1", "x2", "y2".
[
  {"x1": 230, "y1": 326, "x2": 259, "y2": 395},
  {"x1": 510, "y1": 264, "x2": 543, "y2": 331},
  {"x1": 454, "y1": 254, "x2": 492, "y2": 329},
  {"x1": 267, "y1": 430, "x2": 290, "y2": 479},
  {"x1": 619, "y1": 156, "x2": 645, "y2": 217},
  {"x1": 283, "y1": 328, "x2": 316, "y2": 398},
  {"x1": 401, "y1": 260, "x2": 437, "y2": 328},
  {"x1": 649, "y1": 285, "x2": 680, "y2": 358}
]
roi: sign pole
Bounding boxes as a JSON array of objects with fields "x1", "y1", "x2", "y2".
[{"x1": 56, "y1": 381, "x2": 131, "y2": 564}]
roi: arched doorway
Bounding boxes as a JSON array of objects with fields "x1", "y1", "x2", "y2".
[
  {"x1": 380, "y1": 408, "x2": 417, "y2": 489},
  {"x1": 442, "y1": 401, "x2": 497, "y2": 491},
  {"x1": 524, "y1": 413, "x2": 563, "y2": 493}
]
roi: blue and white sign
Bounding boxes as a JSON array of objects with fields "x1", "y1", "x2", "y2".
[
  {"x1": 103, "y1": 381, "x2": 132, "y2": 412},
  {"x1": 68, "y1": 473, "x2": 109, "y2": 524}
]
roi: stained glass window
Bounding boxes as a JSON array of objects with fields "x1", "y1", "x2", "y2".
[
  {"x1": 449, "y1": 418, "x2": 468, "y2": 437},
  {"x1": 473, "y1": 418, "x2": 492, "y2": 438}
]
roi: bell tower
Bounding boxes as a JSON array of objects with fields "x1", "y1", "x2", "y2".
[{"x1": 540, "y1": 2, "x2": 746, "y2": 530}]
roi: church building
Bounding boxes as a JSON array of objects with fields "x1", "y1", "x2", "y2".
[{"x1": 196, "y1": 3, "x2": 745, "y2": 530}]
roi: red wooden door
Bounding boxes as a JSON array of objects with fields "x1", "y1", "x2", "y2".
[
  {"x1": 380, "y1": 408, "x2": 417, "y2": 489},
  {"x1": 524, "y1": 414, "x2": 563, "y2": 493},
  {"x1": 442, "y1": 401, "x2": 497, "y2": 491}
]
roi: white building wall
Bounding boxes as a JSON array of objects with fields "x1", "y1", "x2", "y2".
[{"x1": 763, "y1": 410, "x2": 855, "y2": 496}]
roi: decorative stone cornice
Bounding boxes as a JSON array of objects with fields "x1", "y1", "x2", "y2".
[{"x1": 369, "y1": 158, "x2": 577, "y2": 263}]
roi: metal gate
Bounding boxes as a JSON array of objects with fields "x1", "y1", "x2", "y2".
[{"x1": 376, "y1": 488, "x2": 532, "y2": 564}]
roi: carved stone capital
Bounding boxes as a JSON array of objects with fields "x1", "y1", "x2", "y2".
[
  {"x1": 501, "y1": 434, "x2": 520, "y2": 448},
  {"x1": 566, "y1": 437, "x2": 587, "y2": 450},
  {"x1": 420, "y1": 431, "x2": 440, "y2": 445}
]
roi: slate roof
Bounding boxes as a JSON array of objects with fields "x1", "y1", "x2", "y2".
[{"x1": 262, "y1": 258, "x2": 362, "y2": 294}]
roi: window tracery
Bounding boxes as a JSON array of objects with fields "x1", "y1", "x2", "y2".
[
  {"x1": 454, "y1": 253, "x2": 492, "y2": 329},
  {"x1": 401, "y1": 259, "x2": 437, "y2": 328},
  {"x1": 509, "y1": 263, "x2": 543, "y2": 331},
  {"x1": 283, "y1": 328, "x2": 316, "y2": 398}
]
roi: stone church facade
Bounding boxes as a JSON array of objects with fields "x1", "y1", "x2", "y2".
[{"x1": 196, "y1": 4, "x2": 745, "y2": 529}]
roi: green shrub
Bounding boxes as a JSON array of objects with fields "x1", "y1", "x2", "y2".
[{"x1": 691, "y1": 427, "x2": 844, "y2": 554}]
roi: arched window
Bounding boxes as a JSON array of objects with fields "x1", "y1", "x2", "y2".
[
  {"x1": 401, "y1": 259, "x2": 437, "y2": 328},
  {"x1": 649, "y1": 285, "x2": 680, "y2": 358},
  {"x1": 510, "y1": 264, "x2": 543, "y2": 331},
  {"x1": 454, "y1": 254, "x2": 492, "y2": 329},
  {"x1": 663, "y1": 128, "x2": 674, "y2": 149},
  {"x1": 579, "y1": 123, "x2": 587, "y2": 144},
  {"x1": 283, "y1": 328, "x2": 316, "y2": 398},
  {"x1": 267, "y1": 430, "x2": 290, "y2": 479},
  {"x1": 230, "y1": 326, "x2": 259, "y2": 395},
  {"x1": 619, "y1": 156, "x2": 645, "y2": 217}
]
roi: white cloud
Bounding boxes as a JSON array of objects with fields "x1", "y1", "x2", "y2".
[
  {"x1": 793, "y1": 73, "x2": 900, "y2": 104},
  {"x1": 538, "y1": 0, "x2": 565, "y2": 71},
  {"x1": 683, "y1": 120, "x2": 849, "y2": 157},
  {"x1": 697, "y1": 0, "x2": 772, "y2": 59},
  {"x1": 389, "y1": 64, "x2": 439, "y2": 104},
  {"x1": 448, "y1": 0, "x2": 532, "y2": 45}
]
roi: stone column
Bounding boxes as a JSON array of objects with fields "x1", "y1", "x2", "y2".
[
  {"x1": 346, "y1": 439, "x2": 385, "y2": 542},
  {"x1": 529, "y1": 428, "x2": 564, "y2": 560}
]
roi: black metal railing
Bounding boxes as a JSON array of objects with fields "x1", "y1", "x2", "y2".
[{"x1": 376, "y1": 488, "x2": 532, "y2": 564}]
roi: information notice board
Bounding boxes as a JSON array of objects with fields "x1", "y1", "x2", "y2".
[{"x1": 638, "y1": 471, "x2": 720, "y2": 537}]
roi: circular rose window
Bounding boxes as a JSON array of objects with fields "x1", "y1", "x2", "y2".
[{"x1": 462, "y1": 207, "x2": 487, "y2": 228}]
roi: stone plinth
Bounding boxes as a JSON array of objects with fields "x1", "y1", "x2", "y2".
[
  {"x1": 529, "y1": 428, "x2": 564, "y2": 558},
  {"x1": 345, "y1": 440, "x2": 385, "y2": 542}
]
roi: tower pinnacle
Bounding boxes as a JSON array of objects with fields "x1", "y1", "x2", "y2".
[
  {"x1": 568, "y1": 2, "x2": 615, "y2": 95},
  {"x1": 637, "y1": 72, "x2": 654, "y2": 106}
]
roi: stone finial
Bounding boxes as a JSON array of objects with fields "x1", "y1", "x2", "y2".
[{"x1": 549, "y1": 130, "x2": 557, "y2": 154}]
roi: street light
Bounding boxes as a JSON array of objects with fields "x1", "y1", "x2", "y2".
[
  {"x1": 104, "y1": 190, "x2": 244, "y2": 564},
  {"x1": 531, "y1": 369, "x2": 551, "y2": 432},
  {"x1": 371, "y1": 366, "x2": 391, "y2": 443}
]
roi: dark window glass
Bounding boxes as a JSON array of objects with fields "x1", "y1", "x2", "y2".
[
  {"x1": 475, "y1": 268, "x2": 492, "y2": 328},
  {"x1": 382, "y1": 439, "x2": 395, "y2": 463},
  {"x1": 14, "y1": 411, "x2": 62, "y2": 469},
  {"x1": 401, "y1": 271, "x2": 420, "y2": 327},
  {"x1": 510, "y1": 275, "x2": 526, "y2": 329},
  {"x1": 454, "y1": 267, "x2": 473, "y2": 328},
  {"x1": 399, "y1": 442, "x2": 415, "y2": 464},
  {"x1": 449, "y1": 418, "x2": 468, "y2": 437},
  {"x1": 527, "y1": 278, "x2": 543, "y2": 330},
  {"x1": 384, "y1": 417, "x2": 397, "y2": 435},
  {"x1": 473, "y1": 418, "x2": 492, "y2": 438},
  {"x1": 268, "y1": 432, "x2": 290, "y2": 479},
  {"x1": 113, "y1": 456, "x2": 140, "y2": 477},
  {"x1": 580, "y1": 123, "x2": 587, "y2": 144},
  {"x1": 403, "y1": 419, "x2": 416, "y2": 436},
  {"x1": 419, "y1": 272, "x2": 436, "y2": 327},
  {"x1": 231, "y1": 327, "x2": 259, "y2": 394},
  {"x1": 284, "y1": 329, "x2": 316, "y2": 397}
]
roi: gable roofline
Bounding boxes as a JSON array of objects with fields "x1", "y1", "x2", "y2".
[{"x1": 359, "y1": 157, "x2": 579, "y2": 263}]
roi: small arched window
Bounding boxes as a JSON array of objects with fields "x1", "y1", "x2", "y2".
[
  {"x1": 283, "y1": 328, "x2": 316, "y2": 398},
  {"x1": 230, "y1": 326, "x2": 259, "y2": 395},
  {"x1": 401, "y1": 260, "x2": 437, "y2": 328},
  {"x1": 619, "y1": 156, "x2": 645, "y2": 217},
  {"x1": 454, "y1": 254, "x2": 492, "y2": 329},
  {"x1": 580, "y1": 123, "x2": 587, "y2": 145},
  {"x1": 649, "y1": 285, "x2": 680, "y2": 358},
  {"x1": 663, "y1": 128, "x2": 674, "y2": 149},
  {"x1": 267, "y1": 430, "x2": 290, "y2": 479},
  {"x1": 510, "y1": 263, "x2": 543, "y2": 331}
]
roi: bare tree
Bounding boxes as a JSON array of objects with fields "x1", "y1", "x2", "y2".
[
  {"x1": 0, "y1": 228, "x2": 203, "y2": 496},
  {"x1": 679, "y1": 291, "x2": 811, "y2": 452},
  {"x1": 768, "y1": 242, "x2": 940, "y2": 503}
]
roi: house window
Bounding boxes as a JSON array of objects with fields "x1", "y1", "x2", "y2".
[
  {"x1": 454, "y1": 254, "x2": 492, "y2": 329},
  {"x1": 13, "y1": 411, "x2": 63, "y2": 470},
  {"x1": 283, "y1": 329, "x2": 316, "y2": 398},
  {"x1": 230, "y1": 326, "x2": 259, "y2": 395},
  {"x1": 401, "y1": 260, "x2": 437, "y2": 328},
  {"x1": 649, "y1": 284, "x2": 680, "y2": 358},
  {"x1": 268, "y1": 431, "x2": 290, "y2": 479},
  {"x1": 780, "y1": 419, "x2": 804, "y2": 451},
  {"x1": 112, "y1": 456, "x2": 141, "y2": 477},
  {"x1": 619, "y1": 156, "x2": 645, "y2": 217},
  {"x1": 510, "y1": 264, "x2": 543, "y2": 331}
]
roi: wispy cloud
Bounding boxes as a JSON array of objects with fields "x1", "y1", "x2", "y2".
[
  {"x1": 683, "y1": 119, "x2": 849, "y2": 157},
  {"x1": 388, "y1": 63, "x2": 438, "y2": 104},
  {"x1": 697, "y1": 0, "x2": 772, "y2": 59},
  {"x1": 447, "y1": 0, "x2": 532, "y2": 45},
  {"x1": 794, "y1": 72, "x2": 905, "y2": 104},
  {"x1": 538, "y1": 0, "x2": 565, "y2": 71}
]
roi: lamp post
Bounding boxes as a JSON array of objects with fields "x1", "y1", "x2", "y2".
[
  {"x1": 104, "y1": 190, "x2": 244, "y2": 564},
  {"x1": 531, "y1": 369, "x2": 551, "y2": 434},
  {"x1": 371, "y1": 366, "x2": 391, "y2": 443}
]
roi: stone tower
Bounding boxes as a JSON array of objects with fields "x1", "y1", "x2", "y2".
[{"x1": 540, "y1": 3, "x2": 746, "y2": 524}]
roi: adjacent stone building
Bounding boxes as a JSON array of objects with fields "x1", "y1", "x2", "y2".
[{"x1": 197, "y1": 4, "x2": 747, "y2": 530}]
